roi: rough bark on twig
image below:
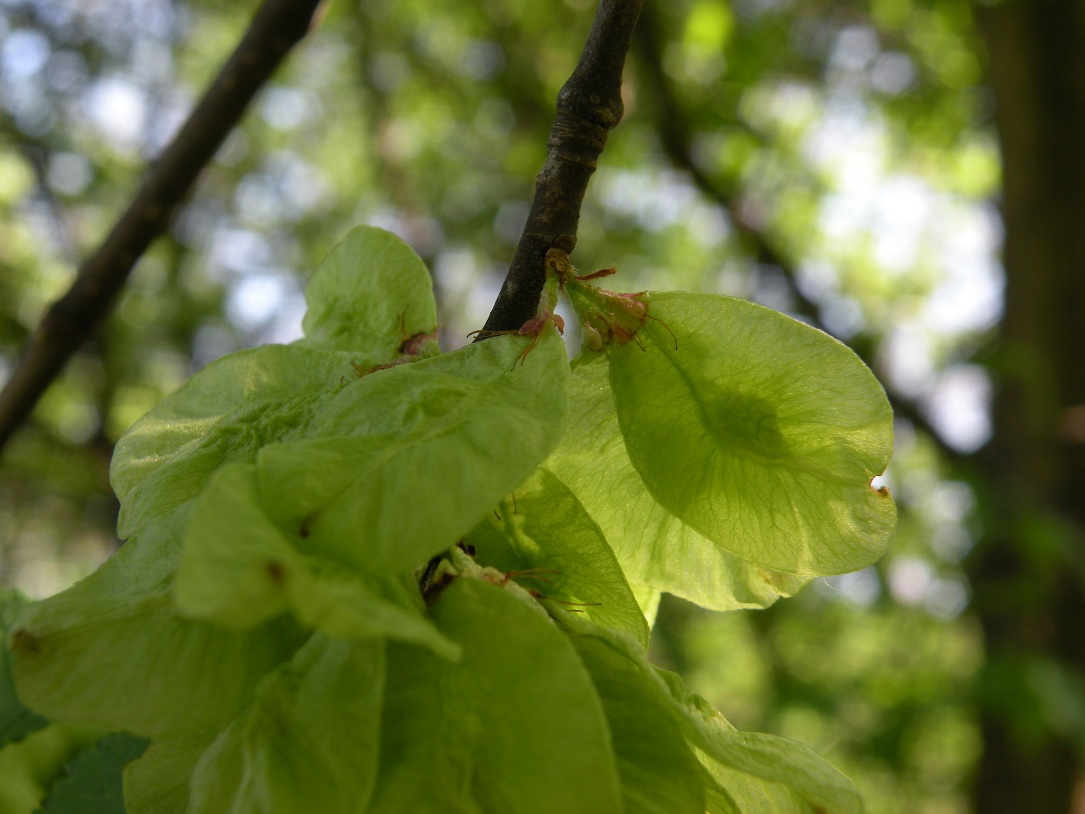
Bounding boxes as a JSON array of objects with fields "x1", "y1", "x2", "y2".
[
  {"x1": 0, "y1": 0, "x2": 325, "y2": 455},
  {"x1": 477, "y1": 0, "x2": 643, "y2": 336}
]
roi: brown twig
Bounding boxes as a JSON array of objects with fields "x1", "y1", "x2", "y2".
[
  {"x1": 477, "y1": 0, "x2": 643, "y2": 336},
  {"x1": 0, "y1": 0, "x2": 325, "y2": 456}
]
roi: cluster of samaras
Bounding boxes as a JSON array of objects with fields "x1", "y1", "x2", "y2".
[{"x1": 468, "y1": 248, "x2": 673, "y2": 364}]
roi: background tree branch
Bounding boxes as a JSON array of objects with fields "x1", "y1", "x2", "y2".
[
  {"x1": 477, "y1": 0, "x2": 643, "y2": 336},
  {"x1": 0, "y1": 0, "x2": 326, "y2": 456}
]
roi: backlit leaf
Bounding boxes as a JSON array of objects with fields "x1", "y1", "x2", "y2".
[
  {"x1": 466, "y1": 467, "x2": 650, "y2": 647},
  {"x1": 546, "y1": 354, "x2": 808, "y2": 609},
  {"x1": 570, "y1": 633, "x2": 705, "y2": 814},
  {"x1": 112, "y1": 226, "x2": 439, "y2": 541},
  {"x1": 298, "y1": 225, "x2": 438, "y2": 356},
  {"x1": 123, "y1": 731, "x2": 215, "y2": 814},
  {"x1": 111, "y1": 346, "x2": 355, "y2": 539},
  {"x1": 10, "y1": 518, "x2": 302, "y2": 738},
  {"x1": 255, "y1": 330, "x2": 569, "y2": 575},
  {"x1": 607, "y1": 292, "x2": 895, "y2": 576},
  {"x1": 174, "y1": 462, "x2": 459, "y2": 659},
  {"x1": 368, "y1": 578, "x2": 623, "y2": 814},
  {"x1": 653, "y1": 667, "x2": 863, "y2": 814},
  {"x1": 188, "y1": 636, "x2": 384, "y2": 814},
  {"x1": 557, "y1": 612, "x2": 862, "y2": 814}
]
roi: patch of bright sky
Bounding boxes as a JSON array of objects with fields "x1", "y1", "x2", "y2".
[
  {"x1": 208, "y1": 226, "x2": 308, "y2": 345},
  {"x1": 925, "y1": 364, "x2": 992, "y2": 453},
  {"x1": 260, "y1": 87, "x2": 318, "y2": 131},
  {"x1": 226, "y1": 274, "x2": 293, "y2": 330},
  {"x1": 923, "y1": 479, "x2": 976, "y2": 562},
  {"x1": 822, "y1": 558, "x2": 970, "y2": 619},
  {"x1": 922, "y1": 203, "x2": 1002, "y2": 335},
  {"x1": 207, "y1": 226, "x2": 308, "y2": 344},
  {"x1": 83, "y1": 75, "x2": 148, "y2": 149},
  {"x1": 0, "y1": 27, "x2": 54, "y2": 133},
  {"x1": 46, "y1": 151, "x2": 92, "y2": 196},
  {"x1": 887, "y1": 555, "x2": 969, "y2": 618},
  {"x1": 208, "y1": 228, "x2": 274, "y2": 279},
  {"x1": 804, "y1": 101, "x2": 1001, "y2": 452},
  {"x1": 0, "y1": 28, "x2": 51, "y2": 78},
  {"x1": 596, "y1": 167, "x2": 729, "y2": 246},
  {"x1": 817, "y1": 566, "x2": 882, "y2": 607},
  {"x1": 432, "y1": 245, "x2": 501, "y2": 350},
  {"x1": 238, "y1": 153, "x2": 328, "y2": 225}
]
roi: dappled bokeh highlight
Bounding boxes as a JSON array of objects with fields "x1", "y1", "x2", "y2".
[{"x1": 0, "y1": 0, "x2": 1026, "y2": 810}]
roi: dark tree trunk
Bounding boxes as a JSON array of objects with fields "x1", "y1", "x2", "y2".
[{"x1": 972, "y1": 0, "x2": 1085, "y2": 810}]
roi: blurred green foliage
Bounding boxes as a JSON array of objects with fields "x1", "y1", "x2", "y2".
[{"x1": 0, "y1": 0, "x2": 1002, "y2": 809}]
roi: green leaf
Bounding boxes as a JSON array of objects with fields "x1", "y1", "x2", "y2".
[
  {"x1": 606, "y1": 292, "x2": 896, "y2": 576},
  {"x1": 465, "y1": 467, "x2": 650, "y2": 647},
  {"x1": 172, "y1": 463, "x2": 296, "y2": 630},
  {"x1": 701, "y1": 761, "x2": 827, "y2": 814},
  {"x1": 254, "y1": 330, "x2": 569, "y2": 575},
  {"x1": 368, "y1": 578, "x2": 623, "y2": 814},
  {"x1": 556, "y1": 613, "x2": 862, "y2": 814},
  {"x1": 10, "y1": 521, "x2": 303, "y2": 738},
  {"x1": 702, "y1": 765, "x2": 742, "y2": 814},
  {"x1": 1, "y1": 590, "x2": 49, "y2": 747},
  {"x1": 301, "y1": 322, "x2": 567, "y2": 442},
  {"x1": 652, "y1": 668, "x2": 864, "y2": 814},
  {"x1": 123, "y1": 732, "x2": 216, "y2": 814},
  {"x1": 631, "y1": 585, "x2": 662, "y2": 627},
  {"x1": 569, "y1": 633, "x2": 705, "y2": 814},
  {"x1": 546, "y1": 354, "x2": 808, "y2": 609},
  {"x1": 187, "y1": 636, "x2": 384, "y2": 814},
  {"x1": 38, "y1": 732, "x2": 148, "y2": 814},
  {"x1": 110, "y1": 345, "x2": 358, "y2": 540},
  {"x1": 173, "y1": 462, "x2": 460, "y2": 659},
  {"x1": 286, "y1": 565, "x2": 458, "y2": 659},
  {"x1": 298, "y1": 225, "x2": 438, "y2": 356},
  {"x1": 111, "y1": 226, "x2": 439, "y2": 541}
]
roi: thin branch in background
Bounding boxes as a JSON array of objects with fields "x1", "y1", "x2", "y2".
[
  {"x1": 0, "y1": 0, "x2": 326, "y2": 457},
  {"x1": 478, "y1": 0, "x2": 644, "y2": 336},
  {"x1": 633, "y1": 4, "x2": 962, "y2": 460}
]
